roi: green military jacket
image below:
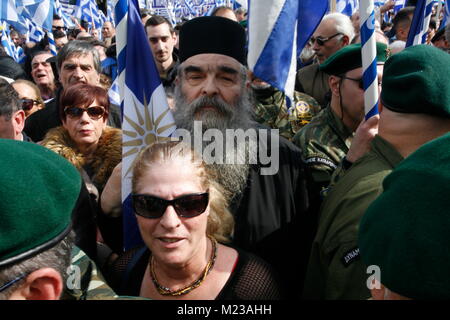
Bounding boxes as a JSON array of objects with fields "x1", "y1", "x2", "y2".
[
  {"x1": 253, "y1": 86, "x2": 321, "y2": 140},
  {"x1": 293, "y1": 106, "x2": 353, "y2": 194},
  {"x1": 302, "y1": 135, "x2": 404, "y2": 300},
  {"x1": 295, "y1": 63, "x2": 330, "y2": 108},
  {"x1": 62, "y1": 246, "x2": 146, "y2": 300}
]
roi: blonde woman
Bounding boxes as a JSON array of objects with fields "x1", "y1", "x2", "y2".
[
  {"x1": 11, "y1": 80, "x2": 44, "y2": 118},
  {"x1": 106, "y1": 141, "x2": 284, "y2": 300}
]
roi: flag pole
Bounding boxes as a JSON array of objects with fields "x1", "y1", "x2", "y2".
[
  {"x1": 330, "y1": 0, "x2": 336, "y2": 12},
  {"x1": 360, "y1": 0, "x2": 379, "y2": 119}
]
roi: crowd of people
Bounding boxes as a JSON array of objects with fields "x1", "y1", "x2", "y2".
[{"x1": 0, "y1": 1, "x2": 449, "y2": 301}]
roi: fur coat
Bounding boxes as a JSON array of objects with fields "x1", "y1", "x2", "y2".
[{"x1": 41, "y1": 126, "x2": 122, "y2": 193}]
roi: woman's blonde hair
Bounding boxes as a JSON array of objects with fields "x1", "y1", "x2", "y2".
[{"x1": 131, "y1": 140, "x2": 234, "y2": 243}]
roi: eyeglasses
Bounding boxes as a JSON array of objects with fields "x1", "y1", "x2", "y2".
[
  {"x1": 310, "y1": 33, "x2": 342, "y2": 46},
  {"x1": 132, "y1": 192, "x2": 209, "y2": 219},
  {"x1": 52, "y1": 26, "x2": 67, "y2": 31},
  {"x1": 340, "y1": 76, "x2": 382, "y2": 90},
  {"x1": 0, "y1": 273, "x2": 27, "y2": 293},
  {"x1": 64, "y1": 106, "x2": 106, "y2": 120},
  {"x1": 21, "y1": 98, "x2": 40, "y2": 111}
]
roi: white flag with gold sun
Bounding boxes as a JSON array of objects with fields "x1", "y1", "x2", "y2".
[{"x1": 115, "y1": 0, "x2": 176, "y2": 250}]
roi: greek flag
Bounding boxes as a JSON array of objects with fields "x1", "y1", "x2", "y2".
[
  {"x1": 248, "y1": 0, "x2": 328, "y2": 105},
  {"x1": 54, "y1": 0, "x2": 75, "y2": 28},
  {"x1": 233, "y1": 0, "x2": 248, "y2": 10},
  {"x1": 0, "y1": 0, "x2": 28, "y2": 34},
  {"x1": 336, "y1": 0, "x2": 359, "y2": 17},
  {"x1": 18, "y1": 0, "x2": 54, "y2": 32},
  {"x1": 184, "y1": 0, "x2": 198, "y2": 17},
  {"x1": 0, "y1": 24, "x2": 16, "y2": 59},
  {"x1": 115, "y1": 0, "x2": 177, "y2": 250},
  {"x1": 394, "y1": 0, "x2": 406, "y2": 13},
  {"x1": 441, "y1": 0, "x2": 449, "y2": 27},
  {"x1": 75, "y1": 0, "x2": 103, "y2": 29},
  {"x1": 406, "y1": 0, "x2": 434, "y2": 47},
  {"x1": 26, "y1": 18, "x2": 45, "y2": 43}
]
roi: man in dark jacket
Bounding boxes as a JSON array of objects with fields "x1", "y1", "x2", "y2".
[
  {"x1": 24, "y1": 40, "x2": 121, "y2": 142},
  {"x1": 170, "y1": 16, "x2": 314, "y2": 296}
]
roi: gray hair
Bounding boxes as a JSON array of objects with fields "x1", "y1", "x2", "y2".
[
  {"x1": 322, "y1": 12, "x2": 355, "y2": 43},
  {"x1": 0, "y1": 80, "x2": 21, "y2": 120},
  {"x1": 56, "y1": 40, "x2": 101, "y2": 74},
  {"x1": 0, "y1": 232, "x2": 74, "y2": 300}
]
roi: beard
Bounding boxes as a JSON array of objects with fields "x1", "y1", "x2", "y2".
[{"x1": 173, "y1": 84, "x2": 258, "y2": 201}]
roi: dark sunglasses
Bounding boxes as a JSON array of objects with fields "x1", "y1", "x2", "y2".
[
  {"x1": 132, "y1": 192, "x2": 209, "y2": 219},
  {"x1": 20, "y1": 98, "x2": 40, "y2": 111},
  {"x1": 310, "y1": 33, "x2": 342, "y2": 46},
  {"x1": 52, "y1": 26, "x2": 67, "y2": 31},
  {"x1": 64, "y1": 106, "x2": 106, "y2": 120}
]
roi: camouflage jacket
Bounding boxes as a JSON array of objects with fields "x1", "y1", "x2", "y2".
[
  {"x1": 293, "y1": 106, "x2": 353, "y2": 196},
  {"x1": 62, "y1": 246, "x2": 146, "y2": 300},
  {"x1": 253, "y1": 86, "x2": 321, "y2": 140}
]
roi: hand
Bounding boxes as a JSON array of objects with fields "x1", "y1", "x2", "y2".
[
  {"x1": 346, "y1": 115, "x2": 379, "y2": 163},
  {"x1": 100, "y1": 162, "x2": 122, "y2": 217},
  {"x1": 380, "y1": 0, "x2": 395, "y2": 14}
]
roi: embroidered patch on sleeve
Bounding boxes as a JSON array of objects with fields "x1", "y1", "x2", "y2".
[
  {"x1": 304, "y1": 156, "x2": 337, "y2": 169},
  {"x1": 341, "y1": 247, "x2": 360, "y2": 267}
]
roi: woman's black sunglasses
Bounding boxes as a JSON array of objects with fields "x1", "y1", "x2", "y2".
[{"x1": 132, "y1": 192, "x2": 209, "y2": 219}]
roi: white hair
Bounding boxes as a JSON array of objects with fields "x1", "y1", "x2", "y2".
[
  {"x1": 322, "y1": 12, "x2": 355, "y2": 43},
  {"x1": 389, "y1": 40, "x2": 406, "y2": 54}
]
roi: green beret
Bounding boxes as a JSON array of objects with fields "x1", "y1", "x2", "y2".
[
  {"x1": 0, "y1": 140, "x2": 82, "y2": 267},
  {"x1": 319, "y1": 42, "x2": 389, "y2": 75},
  {"x1": 380, "y1": 45, "x2": 450, "y2": 118},
  {"x1": 358, "y1": 133, "x2": 450, "y2": 299},
  {"x1": 179, "y1": 16, "x2": 247, "y2": 65}
]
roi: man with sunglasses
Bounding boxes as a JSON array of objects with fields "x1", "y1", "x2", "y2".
[
  {"x1": 24, "y1": 40, "x2": 121, "y2": 142},
  {"x1": 294, "y1": 43, "x2": 388, "y2": 209},
  {"x1": 303, "y1": 45, "x2": 450, "y2": 300},
  {"x1": 52, "y1": 14, "x2": 67, "y2": 33},
  {"x1": 295, "y1": 13, "x2": 355, "y2": 107}
]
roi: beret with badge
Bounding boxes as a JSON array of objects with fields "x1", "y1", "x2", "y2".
[
  {"x1": 0, "y1": 140, "x2": 82, "y2": 268},
  {"x1": 319, "y1": 42, "x2": 390, "y2": 76},
  {"x1": 358, "y1": 132, "x2": 450, "y2": 299},
  {"x1": 179, "y1": 16, "x2": 247, "y2": 65},
  {"x1": 380, "y1": 44, "x2": 450, "y2": 118}
]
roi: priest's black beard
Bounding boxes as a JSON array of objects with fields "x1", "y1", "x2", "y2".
[{"x1": 173, "y1": 84, "x2": 258, "y2": 200}]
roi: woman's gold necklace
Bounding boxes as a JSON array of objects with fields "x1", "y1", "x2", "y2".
[{"x1": 149, "y1": 235, "x2": 218, "y2": 296}]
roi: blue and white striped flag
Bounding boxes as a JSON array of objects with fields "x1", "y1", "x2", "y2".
[
  {"x1": 54, "y1": 0, "x2": 75, "y2": 28},
  {"x1": 0, "y1": 0, "x2": 28, "y2": 34},
  {"x1": 248, "y1": 0, "x2": 328, "y2": 105},
  {"x1": 18, "y1": 0, "x2": 54, "y2": 32},
  {"x1": 75, "y1": 0, "x2": 103, "y2": 30},
  {"x1": 115, "y1": 0, "x2": 177, "y2": 250},
  {"x1": 26, "y1": 18, "x2": 45, "y2": 43},
  {"x1": 394, "y1": 0, "x2": 406, "y2": 13},
  {"x1": 0, "y1": 24, "x2": 16, "y2": 59},
  {"x1": 406, "y1": 0, "x2": 434, "y2": 47},
  {"x1": 336, "y1": 0, "x2": 359, "y2": 17}
]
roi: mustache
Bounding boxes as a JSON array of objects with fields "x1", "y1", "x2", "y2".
[{"x1": 189, "y1": 96, "x2": 234, "y2": 118}]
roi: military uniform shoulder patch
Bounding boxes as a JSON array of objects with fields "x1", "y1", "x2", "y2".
[
  {"x1": 304, "y1": 156, "x2": 338, "y2": 169},
  {"x1": 341, "y1": 247, "x2": 360, "y2": 267}
]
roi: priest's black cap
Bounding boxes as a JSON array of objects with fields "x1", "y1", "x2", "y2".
[{"x1": 179, "y1": 16, "x2": 247, "y2": 65}]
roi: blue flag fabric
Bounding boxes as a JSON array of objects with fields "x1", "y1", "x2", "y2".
[
  {"x1": 248, "y1": 0, "x2": 328, "y2": 105},
  {"x1": 336, "y1": 0, "x2": 359, "y2": 17},
  {"x1": 115, "y1": 0, "x2": 176, "y2": 250},
  {"x1": 406, "y1": 0, "x2": 433, "y2": 47}
]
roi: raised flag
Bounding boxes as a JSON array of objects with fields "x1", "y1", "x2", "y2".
[
  {"x1": 406, "y1": 0, "x2": 434, "y2": 47},
  {"x1": 394, "y1": 0, "x2": 406, "y2": 13},
  {"x1": 248, "y1": 0, "x2": 328, "y2": 105},
  {"x1": 336, "y1": 0, "x2": 360, "y2": 17},
  {"x1": 114, "y1": 0, "x2": 177, "y2": 250},
  {"x1": 18, "y1": 0, "x2": 54, "y2": 32}
]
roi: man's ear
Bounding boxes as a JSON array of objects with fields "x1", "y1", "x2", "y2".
[
  {"x1": 328, "y1": 75, "x2": 341, "y2": 97},
  {"x1": 8, "y1": 268, "x2": 63, "y2": 300},
  {"x1": 341, "y1": 34, "x2": 350, "y2": 46},
  {"x1": 13, "y1": 110, "x2": 25, "y2": 139}
]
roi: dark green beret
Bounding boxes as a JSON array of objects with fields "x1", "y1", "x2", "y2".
[
  {"x1": 358, "y1": 132, "x2": 450, "y2": 299},
  {"x1": 380, "y1": 44, "x2": 450, "y2": 118},
  {"x1": 0, "y1": 140, "x2": 82, "y2": 267},
  {"x1": 179, "y1": 16, "x2": 247, "y2": 65},
  {"x1": 319, "y1": 42, "x2": 389, "y2": 76}
]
